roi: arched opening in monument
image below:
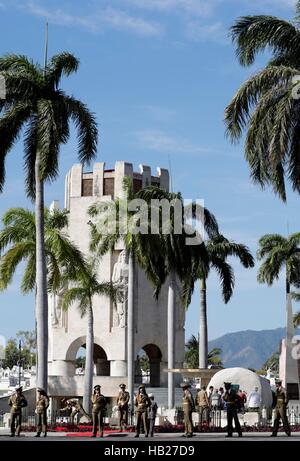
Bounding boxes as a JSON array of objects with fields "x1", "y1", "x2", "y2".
[
  {"x1": 74, "y1": 344, "x2": 110, "y2": 376},
  {"x1": 135, "y1": 344, "x2": 162, "y2": 387}
]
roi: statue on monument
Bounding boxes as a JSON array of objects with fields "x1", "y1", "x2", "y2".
[
  {"x1": 50, "y1": 289, "x2": 65, "y2": 327},
  {"x1": 112, "y1": 250, "x2": 129, "y2": 328}
]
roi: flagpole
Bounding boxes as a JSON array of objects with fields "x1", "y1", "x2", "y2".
[{"x1": 44, "y1": 21, "x2": 48, "y2": 75}]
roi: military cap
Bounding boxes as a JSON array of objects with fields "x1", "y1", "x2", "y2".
[
  {"x1": 224, "y1": 382, "x2": 232, "y2": 386},
  {"x1": 138, "y1": 384, "x2": 146, "y2": 389},
  {"x1": 15, "y1": 386, "x2": 22, "y2": 392},
  {"x1": 37, "y1": 387, "x2": 45, "y2": 393},
  {"x1": 275, "y1": 379, "x2": 282, "y2": 385},
  {"x1": 180, "y1": 382, "x2": 190, "y2": 388},
  {"x1": 119, "y1": 383, "x2": 126, "y2": 388},
  {"x1": 94, "y1": 385, "x2": 101, "y2": 389}
]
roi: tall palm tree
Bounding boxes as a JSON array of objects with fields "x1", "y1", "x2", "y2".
[
  {"x1": 61, "y1": 261, "x2": 119, "y2": 413},
  {"x1": 225, "y1": 1, "x2": 300, "y2": 201},
  {"x1": 257, "y1": 233, "x2": 300, "y2": 297},
  {"x1": 0, "y1": 53, "x2": 98, "y2": 388},
  {"x1": 0, "y1": 207, "x2": 85, "y2": 293},
  {"x1": 183, "y1": 234, "x2": 254, "y2": 369},
  {"x1": 185, "y1": 335, "x2": 223, "y2": 368},
  {"x1": 291, "y1": 292, "x2": 300, "y2": 326},
  {"x1": 136, "y1": 186, "x2": 217, "y2": 408}
]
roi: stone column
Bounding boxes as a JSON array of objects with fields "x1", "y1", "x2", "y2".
[
  {"x1": 157, "y1": 167, "x2": 169, "y2": 192},
  {"x1": 139, "y1": 164, "x2": 151, "y2": 188},
  {"x1": 114, "y1": 161, "x2": 133, "y2": 199},
  {"x1": 110, "y1": 360, "x2": 127, "y2": 377},
  {"x1": 69, "y1": 164, "x2": 83, "y2": 197},
  {"x1": 93, "y1": 162, "x2": 105, "y2": 197},
  {"x1": 50, "y1": 360, "x2": 76, "y2": 377},
  {"x1": 284, "y1": 293, "x2": 300, "y2": 399},
  {"x1": 168, "y1": 270, "x2": 175, "y2": 409},
  {"x1": 127, "y1": 253, "x2": 135, "y2": 412}
]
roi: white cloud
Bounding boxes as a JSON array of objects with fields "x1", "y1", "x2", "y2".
[
  {"x1": 24, "y1": 1, "x2": 164, "y2": 37},
  {"x1": 132, "y1": 129, "x2": 214, "y2": 155},
  {"x1": 185, "y1": 20, "x2": 227, "y2": 44},
  {"x1": 122, "y1": 0, "x2": 216, "y2": 17},
  {"x1": 101, "y1": 7, "x2": 164, "y2": 36}
]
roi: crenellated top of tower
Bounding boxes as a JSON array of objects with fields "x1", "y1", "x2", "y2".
[{"x1": 65, "y1": 161, "x2": 169, "y2": 208}]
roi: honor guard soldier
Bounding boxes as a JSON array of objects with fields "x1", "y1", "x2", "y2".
[
  {"x1": 35, "y1": 388, "x2": 49, "y2": 437},
  {"x1": 8, "y1": 386, "x2": 28, "y2": 437},
  {"x1": 117, "y1": 383, "x2": 130, "y2": 430},
  {"x1": 60, "y1": 397, "x2": 91, "y2": 423},
  {"x1": 91, "y1": 385, "x2": 106, "y2": 437},
  {"x1": 181, "y1": 382, "x2": 195, "y2": 438},
  {"x1": 147, "y1": 394, "x2": 158, "y2": 437},
  {"x1": 223, "y1": 382, "x2": 242, "y2": 437},
  {"x1": 271, "y1": 380, "x2": 291, "y2": 437},
  {"x1": 134, "y1": 384, "x2": 151, "y2": 438}
]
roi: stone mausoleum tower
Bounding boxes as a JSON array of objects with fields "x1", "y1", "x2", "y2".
[{"x1": 48, "y1": 161, "x2": 185, "y2": 402}]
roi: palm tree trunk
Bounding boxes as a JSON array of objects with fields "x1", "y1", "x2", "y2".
[
  {"x1": 168, "y1": 268, "x2": 176, "y2": 409},
  {"x1": 199, "y1": 278, "x2": 208, "y2": 369},
  {"x1": 127, "y1": 252, "x2": 135, "y2": 419},
  {"x1": 35, "y1": 152, "x2": 48, "y2": 390},
  {"x1": 286, "y1": 277, "x2": 290, "y2": 296},
  {"x1": 83, "y1": 303, "x2": 94, "y2": 414}
]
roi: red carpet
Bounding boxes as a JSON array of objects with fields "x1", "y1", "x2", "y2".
[{"x1": 66, "y1": 429, "x2": 130, "y2": 437}]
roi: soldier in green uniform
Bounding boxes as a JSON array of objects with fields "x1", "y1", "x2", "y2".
[
  {"x1": 223, "y1": 382, "x2": 242, "y2": 437},
  {"x1": 35, "y1": 388, "x2": 49, "y2": 437},
  {"x1": 116, "y1": 383, "x2": 130, "y2": 431},
  {"x1": 91, "y1": 385, "x2": 106, "y2": 438},
  {"x1": 60, "y1": 397, "x2": 91, "y2": 423},
  {"x1": 134, "y1": 384, "x2": 151, "y2": 438},
  {"x1": 8, "y1": 386, "x2": 28, "y2": 437},
  {"x1": 181, "y1": 383, "x2": 195, "y2": 438},
  {"x1": 271, "y1": 380, "x2": 291, "y2": 437}
]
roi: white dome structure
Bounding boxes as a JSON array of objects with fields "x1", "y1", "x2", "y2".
[{"x1": 207, "y1": 367, "x2": 273, "y2": 408}]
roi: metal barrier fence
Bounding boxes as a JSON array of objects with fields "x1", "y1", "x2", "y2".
[{"x1": 2, "y1": 406, "x2": 300, "y2": 430}]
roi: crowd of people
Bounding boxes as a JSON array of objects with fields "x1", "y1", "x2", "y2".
[
  {"x1": 196, "y1": 384, "x2": 262, "y2": 415},
  {"x1": 7, "y1": 379, "x2": 291, "y2": 438}
]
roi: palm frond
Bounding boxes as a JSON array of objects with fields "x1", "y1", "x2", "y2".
[
  {"x1": 231, "y1": 16, "x2": 300, "y2": 66},
  {"x1": 47, "y1": 52, "x2": 79, "y2": 88}
]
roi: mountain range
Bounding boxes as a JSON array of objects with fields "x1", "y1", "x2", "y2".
[{"x1": 208, "y1": 327, "x2": 299, "y2": 370}]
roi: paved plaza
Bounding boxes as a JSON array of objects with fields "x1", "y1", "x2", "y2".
[{"x1": 0, "y1": 431, "x2": 299, "y2": 442}]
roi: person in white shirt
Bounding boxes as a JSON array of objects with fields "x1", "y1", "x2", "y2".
[{"x1": 247, "y1": 387, "x2": 261, "y2": 412}]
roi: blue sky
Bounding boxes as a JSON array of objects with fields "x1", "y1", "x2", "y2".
[{"x1": 0, "y1": 0, "x2": 299, "y2": 345}]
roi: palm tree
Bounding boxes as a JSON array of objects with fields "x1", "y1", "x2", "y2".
[
  {"x1": 0, "y1": 207, "x2": 86, "y2": 294},
  {"x1": 292, "y1": 292, "x2": 300, "y2": 326},
  {"x1": 225, "y1": 1, "x2": 300, "y2": 201},
  {"x1": 61, "y1": 261, "x2": 119, "y2": 413},
  {"x1": 136, "y1": 186, "x2": 218, "y2": 408},
  {"x1": 257, "y1": 233, "x2": 300, "y2": 296},
  {"x1": 0, "y1": 53, "x2": 98, "y2": 388},
  {"x1": 183, "y1": 234, "x2": 254, "y2": 369},
  {"x1": 185, "y1": 335, "x2": 223, "y2": 368}
]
